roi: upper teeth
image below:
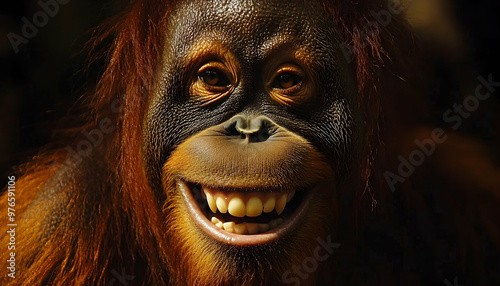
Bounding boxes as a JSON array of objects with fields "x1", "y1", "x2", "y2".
[{"x1": 203, "y1": 186, "x2": 296, "y2": 217}]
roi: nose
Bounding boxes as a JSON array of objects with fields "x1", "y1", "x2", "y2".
[{"x1": 223, "y1": 115, "x2": 276, "y2": 143}]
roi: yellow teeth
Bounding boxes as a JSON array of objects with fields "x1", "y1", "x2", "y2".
[
  {"x1": 202, "y1": 186, "x2": 297, "y2": 217},
  {"x1": 205, "y1": 191, "x2": 217, "y2": 213},
  {"x1": 211, "y1": 217, "x2": 224, "y2": 229},
  {"x1": 275, "y1": 194, "x2": 287, "y2": 215},
  {"x1": 216, "y1": 197, "x2": 228, "y2": 213},
  {"x1": 234, "y1": 223, "x2": 246, "y2": 234},
  {"x1": 258, "y1": 223, "x2": 270, "y2": 232},
  {"x1": 228, "y1": 197, "x2": 246, "y2": 217},
  {"x1": 246, "y1": 223, "x2": 259, "y2": 235},
  {"x1": 182, "y1": 183, "x2": 301, "y2": 236},
  {"x1": 246, "y1": 197, "x2": 263, "y2": 217},
  {"x1": 211, "y1": 217, "x2": 284, "y2": 235},
  {"x1": 263, "y1": 197, "x2": 275, "y2": 213},
  {"x1": 223, "y1": 222, "x2": 235, "y2": 233}
]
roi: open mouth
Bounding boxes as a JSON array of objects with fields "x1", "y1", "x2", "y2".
[{"x1": 178, "y1": 180, "x2": 313, "y2": 245}]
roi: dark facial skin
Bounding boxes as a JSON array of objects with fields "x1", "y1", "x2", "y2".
[
  {"x1": 141, "y1": 0, "x2": 361, "y2": 284},
  {"x1": 143, "y1": 0, "x2": 359, "y2": 186}
]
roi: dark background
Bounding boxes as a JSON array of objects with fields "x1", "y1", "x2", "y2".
[
  {"x1": 0, "y1": 0, "x2": 499, "y2": 187},
  {"x1": 0, "y1": 0, "x2": 118, "y2": 187}
]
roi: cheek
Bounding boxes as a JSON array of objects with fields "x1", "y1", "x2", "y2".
[
  {"x1": 312, "y1": 69, "x2": 358, "y2": 164},
  {"x1": 141, "y1": 96, "x2": 235, "y2": 183},
  {"x1": 276, "y1": 99, "x2": 354, "y2": 170}
]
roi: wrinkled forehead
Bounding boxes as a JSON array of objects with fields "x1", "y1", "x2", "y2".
[{"x1": 167, "y1": 0, "x2": 333, "y2": 61}]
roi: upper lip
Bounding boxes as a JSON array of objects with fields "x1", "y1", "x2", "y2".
[{"x1": 177, "y1": 180, "x2": 316, "y2": 246}]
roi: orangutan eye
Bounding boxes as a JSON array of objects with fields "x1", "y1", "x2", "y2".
[
  {"x1": 190, "y1": 61, "x2": 236, "y2": 105},
  {"x1": 267, "y1": 63, "x2": 312, "y2": 107},
  {"x1": 272, "y1": 72, "x2": 302, "y2": 90},
  {"x1": 199, "y1": 70, "x2": 230, "y2": 87}
]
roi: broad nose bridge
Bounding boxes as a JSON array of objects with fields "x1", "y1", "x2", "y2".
[{"x1": 223, "y1": 114, "x2": 276, "y2": 143}]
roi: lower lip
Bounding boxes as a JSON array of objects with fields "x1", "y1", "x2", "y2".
[{"x1": 178, "y1": 180, "x2": 315, "y2": 246}]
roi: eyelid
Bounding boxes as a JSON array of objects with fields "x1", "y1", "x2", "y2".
[
  {"x1": 267, "y1": 63, "x2": 312, "y2": 108},
  {"x1": 271, "y1": 64, "x2": 304, "y2": 83},
  {"x1": 270, "y1": 64, "x2": 305, "y2": 91},
  {"x1": 198, "y1": 61, "x2": 232, "y2": 79},
  {"x1": 275, "y1": 65, "x2": 304, "y2": 77},
  {"x1": 190, "y1": 60, "x2": 237, "y2": 106}
]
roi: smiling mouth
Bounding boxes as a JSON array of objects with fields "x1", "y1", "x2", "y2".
[{"x1": 177, "y1": 180, "x2": 313, "y2": 245}]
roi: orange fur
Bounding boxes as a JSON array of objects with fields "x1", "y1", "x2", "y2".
[
  {"x1": 2, "y1": 0, "x2": 497, "y2": 285},
  {"x1": 0, "y1": 0, "x2": 404, "y2": 284}
]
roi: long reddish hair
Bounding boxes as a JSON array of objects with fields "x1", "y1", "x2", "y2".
[{"x1": 1, "y1": 0, "x2": 420, "y2": 284}]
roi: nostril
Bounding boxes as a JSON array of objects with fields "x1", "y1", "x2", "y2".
[
  {"x1": 223, "y1": 115, "x2": 275, "y2": 143},
  {"x1": 223, "y1": 121, "x2": 239, "y2": 136},
  {"x1": 223, "y1": 115, "x2": 245, "y2": 136},
  {"x1": 248, "y1": 127, "x2": 271, "y2": 143}
]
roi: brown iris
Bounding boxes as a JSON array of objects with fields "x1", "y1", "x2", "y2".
[
  {"x1": 199, "y1": 69, "x2": 230, "y2": 87},
  {"x1": 273, "y1": 72, "x2": 301, "y2": 89}
]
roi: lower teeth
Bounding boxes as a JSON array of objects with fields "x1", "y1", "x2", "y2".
[{"x1": 211, "y1": 217, "x2": 283, "y2": 234}]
